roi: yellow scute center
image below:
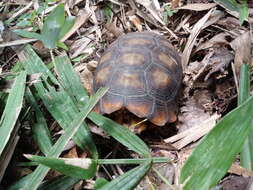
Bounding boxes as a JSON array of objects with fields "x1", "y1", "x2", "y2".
[
  {"x1": 152, "y1": 69, "x2": 171, "y2": 88},
  {"x1": 120, "y1": 53, "x2": 145, "y2": 65},
  {"x1": 117, "y1": 73, "x2": 142, "y2": 88}
]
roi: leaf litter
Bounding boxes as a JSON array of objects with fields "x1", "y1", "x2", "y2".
[{"x1": 0, "y1": 0, "x2": 253, "y2": 189}]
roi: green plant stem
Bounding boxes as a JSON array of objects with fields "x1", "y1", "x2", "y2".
[
  {"x1": 153, "y1": 168, "x2": 176, "y2": 190},
  {"x1": 97, "y1": 157, "x2": 170, "y2": 165},
  {"x1": 17, "y1": 157, "x2": 170, "y2": 167}
]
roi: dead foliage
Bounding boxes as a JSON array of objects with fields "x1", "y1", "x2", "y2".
[{"x1": 0, "y1": 0, "x2": 252, "y2": 189}]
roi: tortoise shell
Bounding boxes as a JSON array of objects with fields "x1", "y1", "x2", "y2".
[{"x1": 94, "y1": 32, "x2": 182, "y2": 126}]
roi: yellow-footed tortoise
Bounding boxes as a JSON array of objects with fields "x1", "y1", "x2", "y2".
[{"x1": 94, "y1": 32, "x2": 182, "y2": 126}]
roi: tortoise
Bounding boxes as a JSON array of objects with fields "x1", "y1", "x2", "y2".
[{"x1": 93, "y1": 32, "x2": 182, "y2": 126}]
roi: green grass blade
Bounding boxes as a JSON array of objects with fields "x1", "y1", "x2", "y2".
[
  {"x1": 97, "y1": 161, "x2": 151, "y2": 190},
  {"x1": 97, "y1": 157, "x2": 169, "y2": 165},
  {"x1": 22, "y1": 45, "x2": 98, "y2": 158},
  {"x1": 94, "y1": 178, "x2": 109, "y2": 189},
  {"x1": 38, "y1": 176, "x2": 80, "y2": 190},
  {"x1": 180, "y1": 95, "x2": 253, "y2": 190},
  {"x1": 88, "y1": 112, "x2": 150, "y2": 158},
  {"x1": 21, "y1": 87, "x2": 107, "y2": 190},
  {"x1": 54, "y1": 56, "x2": 89, "y2": 107},
  {"x1": 25, "y1": 88, "x2": 53, "y2": 155},
  {"x1": 25, "y1": 155, "x2": 96, "y2": 179},
  {"x1": 214, "y1": 0, "x2": 249, "y2": 24},
  {"x1": 238, "y1": 3, "x2": 249, "y2": 24},
  {"x1": 213, "y1": 0, "x2": 239, "y2": 12},
  {"x1": 8, "y1": 174, "x2": 32, "y2": 190},
  {"x1": 13, "y1": 29, "x2": 42, "y2": 40},
  {"x1": 0, "y1": 71, "x2": 26, "y2": 156},
  {"x1": 239, "y1": 64, "x2": 253, "y2": 170}
]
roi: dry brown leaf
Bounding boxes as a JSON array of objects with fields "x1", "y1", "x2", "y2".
[
  {"x1": 0, "y1": 38, "x2": 37, "y2": 48},
  {"x1": 65, "y1": 0, "x2": 83, "y2": 9},
  {"x1": 229, "y1": 164, "x2": 253, "y2": 177},
  {"x1": 230, "y1": 31, "x2": 252, "y2": 76},
  {"x1": 195, "y1": 32, "x2": 230, "y2": 52},
  {"x1": 164, "y1": 97, "x2": 220, "y2": 149},
  {"x1": 171, "y1": 0, "x2": 181, "y2": 9},
  {"x1": 61, "y1": 9, "x2": 92, "y2": 42},
  {"x1": 203, "y1": 48, "x2": 234, "y2": 80},
  {"x1": 69, "y1": 34, "x2": 96, "y2": 58},
  {"x1": 8, "y1": 1, "x2": 33, "y2": 22},
  {"x1": 128, "y1": 15, "x2": 142, "y2": 32},
  {"x1": 128, "y1": 0, "x2": 162, "y2": 31},
  {"x1": 105, "y1": 22, "x2": 124, "y2": 37},
  {"x1": 182, "y1": 9, "x2": 213, "y2": 70},
  {"x1": 135, "y1": 0, "x2": 164, "y2": 25},
  {"x1": 182, "y1": 9, "x2": 224, "y2": 70},
  {"x1": 184, "y1": 46, "x2": 233, "y2": 92},
  {"x1": 178, "y1": 3, "x2": 217, "y2": 11},
  {"x1": 164, "y1": 113, "x2": 219, "y2": 149},
  {"x1": 221, "y1": 175, "x2": 251, "y2": 190},
  {"x1": 75, "y1": 63, "x2": 94, "y2": 94},
  {"x1": 63, "y1": 146, "x2": 78, "y2": 158}
]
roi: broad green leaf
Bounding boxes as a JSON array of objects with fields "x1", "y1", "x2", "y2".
[
  {"x1": 214, "y1": 0, "x2": 249, "y2": 24},
  {"x1": 180, "y1": 95, "x2": 253, "y2": 190},
  {"x1": 41, "y1": 3, "x2": 65, "y2": 48},
  {"x1": 238, "y1": 3, "x2": 249, "y2": 24},
  {"x1": 56, "y1": 41, "x2": 68, "y2": 50},
  {"x1": 94, "y1": 178, "x2": 109, "y2": 189},
  {"x1": 21, "y1": 87, "x2": 107, "y2": 190},
  {"x1": 239, "y1": 64, "x2": 253, "y2": 170},
  {"x1": 97, "y1": 161, "x2": 151, "y2": 190},
  {"x1": 23, "y1": 45, "x2": 98, "y2": 158},
  {"x1": 38, "y1": 176, "x2": 80, "y2": 190},
  {"x1": 13, "y1": 29, "x2": 42, "y2": 40},
  {"x1": 26, "y1": 88, "x2": 53, "y2": 155},
  {"x1": 213, "y1": 0, "x2": 239, "y2": 12},
  {"x1": 88, "y1": 112, "x2": 150, "y2": 158},
  {"x1": 26, "y1": 155, "x2": 96, "y2": 179},
  {"x1": 104, "y1": 2, "x2": 113, "y2": 20},
  {"x1": 0, "y1": 71, "x2": 26, "y2": 156},
  {"x1": 8, "y1": 174, "x2": 32, "y2": 190},
  {"x1": 58, "y1": 16, "x2": 75, "y2": 40}
]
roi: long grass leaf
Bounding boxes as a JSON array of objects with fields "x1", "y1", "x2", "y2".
[
  {"x1": 22, "y1": 45, "x2": 98, "y2": 157},
  {"x1": 88, "y1": 112, "x2": 150, "y2": 158},
  {"x1": 21, "y1": 87, "x2": 107, "y2": 190},
  {"x1": 38, "y1": 176, "x2": 80, "y2": 190},
  {"x1": 0, "y1": 71, "x2": 26, "y2": 155},
  {"x1": 25, "y1": 88, "x2": 53, "y2": 155},
  {"x1": 25, "y1": 155, "x2": 96, "y2": 179},
  {"x1": 54, "y1": 56, "x2": 89, "y2": 107},
  {"x1": 239, "y1": 64, "x2": 253, "y2": 170},
  {"x1": 213, "y1": 0, "x2": 239, "y2": 12},
  {"x1": 180, "y1": 95, "x2": 253, "y2": 190},
  {"x1": 97, "y1": 161, "x2": 151, "y2": 190}
]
